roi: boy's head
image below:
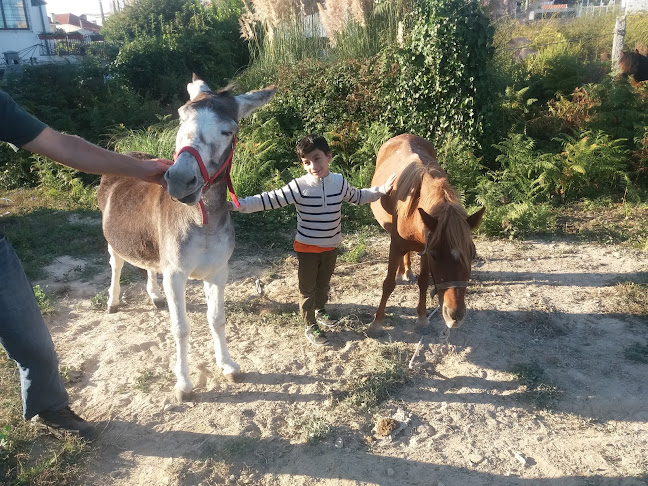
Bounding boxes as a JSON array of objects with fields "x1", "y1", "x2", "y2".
[{"x1": 296, "y1": 134, "x2": 332, "y2": 179}]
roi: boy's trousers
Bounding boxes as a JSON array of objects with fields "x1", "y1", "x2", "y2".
[{"x1": 297, "y1": 248, "x2": 338, "y2": 325}]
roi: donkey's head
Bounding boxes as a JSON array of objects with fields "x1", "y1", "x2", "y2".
[{"x1": 165, "y1": 75, "x2": 277, "y2": 204}]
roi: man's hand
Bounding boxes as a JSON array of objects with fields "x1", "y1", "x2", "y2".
[{"x1": 138, "y1": 158, "x2": 173, "y2": 187}]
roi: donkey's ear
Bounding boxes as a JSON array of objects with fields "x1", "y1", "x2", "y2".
[
  {"x1": 418, "y1": 208, "x2": 438, "y2": 232},
  {"x1": 187, "y1": 75, "x2": 212, "y2": 101},
  {"x1": 467, "y1": 207, "x2": 485, "y2": 230},
  {"x1": 235, "y1": 86, "x2": 277, "y2": 120}
]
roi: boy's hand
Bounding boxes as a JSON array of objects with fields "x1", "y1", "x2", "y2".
[
  {"x1": 227, "y1": 201, "x2": 239, "y2": 211},
  {"x1": 382, "y1": 173, "x2": 397, "y2": 194}
]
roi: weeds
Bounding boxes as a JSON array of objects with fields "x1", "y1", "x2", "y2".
[
  {"x1": 133, "y1": 370, "x2": 164, "y2": 393},
  {"x1": 33, "y1": 285, "x2": 56, "y2": 315},
  {"x1": 615, "y1": 282, "x2": 648, "y2": 316},
  {"x1": 336, "y1": 343, "x2": 408, "y2": 412},
  {"x1": 511, "y1": 362, "x2": 562, "y2": 409}
]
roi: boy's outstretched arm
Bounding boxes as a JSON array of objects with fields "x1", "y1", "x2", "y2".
[{"x1": 382, "y1": 173, "x2": 397, "y2": 194}]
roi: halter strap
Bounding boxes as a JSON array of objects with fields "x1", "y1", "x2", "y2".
[
  {"x1": 430, "y1": 280, "x2": 470, "y2": 297},
  {"x1": 422, "y1": 238, "x2": 470, "y2": 298},
  {"x1": 173, "y1": 135, "x2": 240, "y2": 225}
]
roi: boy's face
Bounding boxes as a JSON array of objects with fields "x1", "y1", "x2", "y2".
[{"x1": 300, "y1": 149, "x2": 332, "y2": 179}]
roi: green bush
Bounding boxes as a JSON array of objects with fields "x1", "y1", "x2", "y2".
[
  {"x1": 112, "y1": 3, "x2": 248, "y2": 103},
  {"x1": 386, "y1": 0, "x2": 494, "y2": 147}
]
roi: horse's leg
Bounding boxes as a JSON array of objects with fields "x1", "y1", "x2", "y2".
[
  {"x1": 107, "y1": 244, "x2": 124, "y2": 314},
  {"x1": 403, "y1": 251, "x2": 416, "y2": 283},
  {"x1": 367, "y1": 243, "x2": 402, "y2": 338},
  {"x1": 204, "y1": 270, "x2": 241, "y2": 382},
  {"x1": 415, "y1": 255, "x2": 431, "y2": 334},
  {"x1": 146, "y1": 270, "x2": 166, "y2": 309},
  {"x1": 162, "y1": 270, "x2": 193, "y2": 402}
]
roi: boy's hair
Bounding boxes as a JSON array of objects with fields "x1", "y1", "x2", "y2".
[{"x1": 296, "y1": 134, "x2": 331, "y2": 159}]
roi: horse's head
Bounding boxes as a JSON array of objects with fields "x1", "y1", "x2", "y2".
[
  {"x1": 418, "y1": 206, "x2": 485, "y2": 329},
  {"x1": 165, "y1": 74, "x2": 277, "y2": 204}
]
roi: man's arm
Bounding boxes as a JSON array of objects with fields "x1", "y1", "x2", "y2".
[{"x1": 22, "y1": 127, "x2": 172, "y2": 186}]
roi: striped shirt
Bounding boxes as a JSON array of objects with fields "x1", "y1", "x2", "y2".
[{"x1": 236, "y1": 172, "x2": 387, "y2": 248}]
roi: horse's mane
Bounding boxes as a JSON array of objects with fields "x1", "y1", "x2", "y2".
[{"x1": 395, "y1": 160, "x2": 473, "y2": 268}]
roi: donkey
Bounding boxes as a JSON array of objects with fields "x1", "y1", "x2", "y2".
[{"x1": 97, "y1": 75, "x2": 276, "y2": 401}]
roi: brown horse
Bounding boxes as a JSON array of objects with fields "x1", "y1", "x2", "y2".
[{"x1": 367, "y1": 134, "x2": 484, "y2": 338}]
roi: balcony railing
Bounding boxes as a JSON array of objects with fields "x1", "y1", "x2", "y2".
[{"x1": 38, "y1": 33, "x2": 105, "y2": 57}]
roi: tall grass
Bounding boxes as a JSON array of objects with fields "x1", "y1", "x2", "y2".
[
  {"x1": 239, "y1": 0, "x2": 412, "y2": 82},
  {"x1": 109, "y1": 118, "x2": 179, "y2": 159}
]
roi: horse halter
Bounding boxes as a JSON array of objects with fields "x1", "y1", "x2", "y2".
[
  {"x1": 419, "y1": 234, "x2": 470, "y2": 298},
  {"x1": 173, "y1": 135, "x2": 240, "y2": 225}
]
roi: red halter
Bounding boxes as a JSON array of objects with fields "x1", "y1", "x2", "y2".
[{"x1": 173, "y1": 135, "x2": 240, "y2": 225}]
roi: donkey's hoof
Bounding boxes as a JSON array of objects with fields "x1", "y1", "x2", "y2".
[
  {"x1": 174, "y1": 388, "x2": 194, "y2": 403},
  {"x1": 153, "y1": 298, "x2": 167, "y2": 310},
  {"x1": 107, "y1": 305, "x2": 119, "y2": 314},
  {"x1": 223, "y1": 371, "x2": 243, "y2": 383}
]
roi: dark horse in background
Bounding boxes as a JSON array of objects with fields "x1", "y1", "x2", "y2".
[
  {"x1": 619, "y1": 49, "x2": 648, "y2": 82},
  {"x1": 367, "y1": 134, "x2": 485, "y2": 338}
]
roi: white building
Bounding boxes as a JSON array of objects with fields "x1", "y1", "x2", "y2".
[{"x1": 0, "y1": 0, "x2": 52, "y2": 66}]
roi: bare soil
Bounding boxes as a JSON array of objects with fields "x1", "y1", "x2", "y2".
[{"x1": 39, "y1": 221, "x2": 648, "y2": 486}]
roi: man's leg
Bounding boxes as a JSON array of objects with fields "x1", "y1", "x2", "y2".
[{"x1": 0, "y1": 236, "x2": 68, "y2": 419}]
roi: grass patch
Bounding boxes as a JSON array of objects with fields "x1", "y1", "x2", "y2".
[
  {"x1": 0, "y1": 189, "x2": 104, "y2": 280},
  {"x1": 624, "y1": 342, "x2": 648, "y2": 364},
  {"x1": 133, "y1": 370, "x2": 165, "y2": 393},
  {"x1": 556, "y1": 201, "x2": 648, "y2": 247},
  {"x1": 615, "y1": 282, "x2": 648, "y2": 317},
  {"x1": 0, "y1": 353, "x2": 87, "y2": 485},
  {"x1": 511, "y1": 362, "x2": 562, "y2": 409},
  {"x1": 336, "y1": 343, "x2": 408, "y2": 412}
]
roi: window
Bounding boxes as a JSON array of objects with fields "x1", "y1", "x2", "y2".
[{"x1": 0, "y1": 0, "x2": 29, "y2": 30}]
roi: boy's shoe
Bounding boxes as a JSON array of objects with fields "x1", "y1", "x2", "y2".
[
  {"x1": 36, "y1": 406, "x2": 94, "y2": 440},
  {"x1": 305, "y1": 324, "x2": 329, "y2": 346},
  {"x1": 315, "y1": 309, "x2": 338, "y2": 329}
]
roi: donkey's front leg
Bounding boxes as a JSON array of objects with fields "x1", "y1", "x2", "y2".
[
  {"x1": 107, "y1": 244, "x2": 124, "y2": 313},
  {"x1": 204, "y1": 270, "x2": 240, "y2": 382},
  {"x1": 162, "y1": 271, "x2": 193, "y2": 402}
]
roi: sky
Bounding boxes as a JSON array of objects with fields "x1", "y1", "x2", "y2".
[{"x1": 45, "y1": 0, "x2": 109, "y2": 16}]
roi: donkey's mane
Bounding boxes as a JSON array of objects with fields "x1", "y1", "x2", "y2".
[{"x1": 395, "y1": 160, "x2": 473, "y2": 268}]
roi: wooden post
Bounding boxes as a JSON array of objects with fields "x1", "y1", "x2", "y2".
[{"x1": 612, "y1": 15, "x2": 626, "y2": 64}]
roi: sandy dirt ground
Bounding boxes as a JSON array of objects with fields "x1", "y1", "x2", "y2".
[{"x1": 38, "y1": 219, "x2": 648, "y2": 486}]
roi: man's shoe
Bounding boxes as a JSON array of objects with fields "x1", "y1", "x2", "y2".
[
  {"x1": 37, "y1": 406, "x2": 94, "y2": 440},
  {"x1": 315, "y1": 309, "x2": 338, "y2": 329},
  {"x1": 305, "y1": 324, "x2": 329, "y2": 346}
]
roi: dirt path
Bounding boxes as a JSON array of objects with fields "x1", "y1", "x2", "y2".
[{"x1": 40, "y1": 230, "x2": 648, "y2": 485}]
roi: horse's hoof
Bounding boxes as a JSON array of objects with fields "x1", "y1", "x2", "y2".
[
  {"x1": 174, "y1": 388, "x2": 194, "y2": 402},
  {"x1": 107, "y1": 305, "x2": 119, "y2": 314},
  {"x1": 366, "y1": 324, "x2": 385, "y2": 339},
  {"x1": 153, "y1": 299, "x2": 167, "y2": 310},
  {"x1": 415, "y1": 324, "x2": 432, "y2": 335}
]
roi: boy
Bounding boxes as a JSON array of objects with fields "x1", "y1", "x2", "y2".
[{"x1": 230, "y1": 134, "x2": 395, "y2": 345}]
